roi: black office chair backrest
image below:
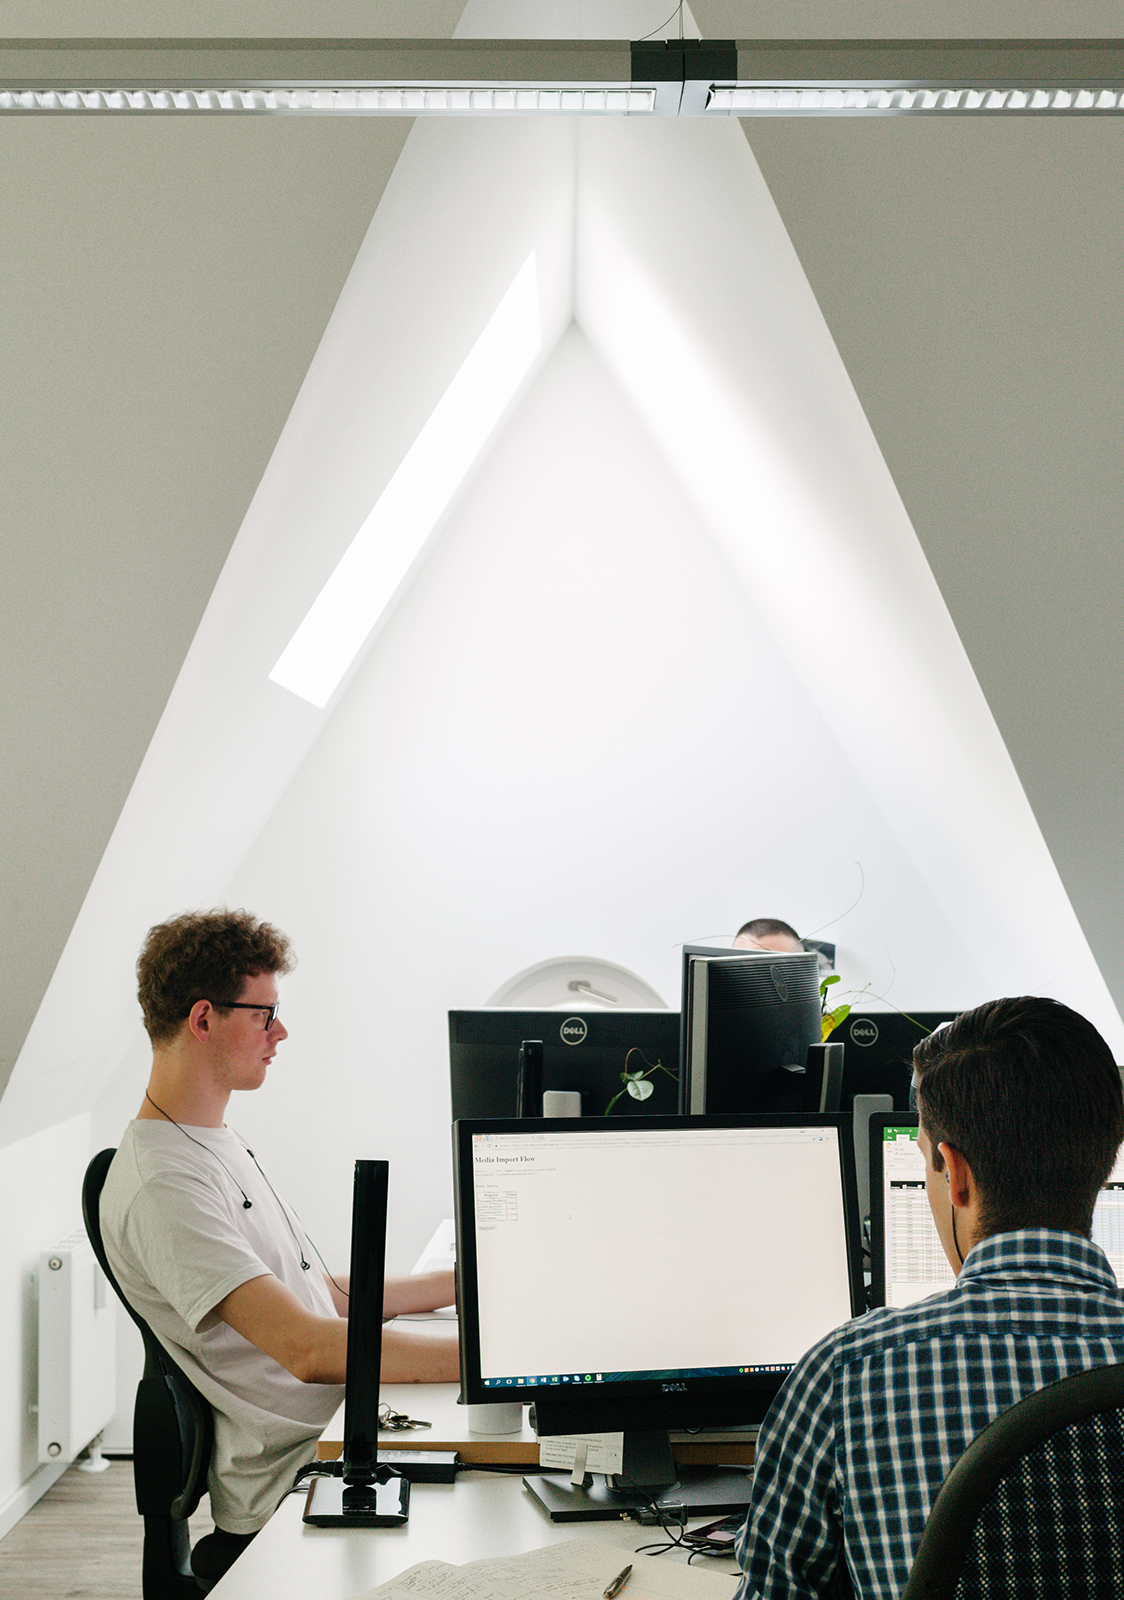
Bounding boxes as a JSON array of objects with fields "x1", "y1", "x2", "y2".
[
  {"x1": 81, "y1": 1149, "x2": 213, "y2": 1525},
  {"x1": 902, "y1": 1361, "x2": 1124, "y2": 1600}
]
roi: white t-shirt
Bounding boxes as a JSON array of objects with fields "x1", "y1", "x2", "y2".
[{"x1": 100, "y1": 1120, "x2": 345, "y2": 1534}]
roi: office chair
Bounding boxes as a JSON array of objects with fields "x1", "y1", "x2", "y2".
[
  {"x1": 901, "y1": 1360, "x2": 1124, "y2": 1600},
  {"x1": 82, "y1": 1149, "x2": 215, "y2": 1600}
]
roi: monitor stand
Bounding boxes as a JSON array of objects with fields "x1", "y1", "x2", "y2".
[
  {"x1": 303, "y1": 1469, "x2": 410, "y2": 1527},
  {"x1": 523, "y1": 1430, "x2": 751, "y2": 1524}
]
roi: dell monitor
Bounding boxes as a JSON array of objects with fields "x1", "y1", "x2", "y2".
[
  {"x1": 680, "y1": 947, "x2": 822, "y2": 1114},
  {"x1": 454, "y1": 1113, "x2": 862, "y2": 1521},
  {"x1": 449, "y1": 1008, "x2": 681, "y2": 1121},
  {"x1": 827, "y1": 1011, "x2": 960, "y2": 1113}
]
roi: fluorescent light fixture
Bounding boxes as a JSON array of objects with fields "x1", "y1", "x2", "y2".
[
  {"x1": 269, "y1": 254, "x2": 542, "y2": 710},
  {"x1": 709, "y1": 85, "x2": 1124, "y2": 114},
  {"x1": 9, "y1": 39, "x2": 1124, "y2": 118},
  {"x1": 0, "y1": 86, "x2": 656, "y2": 114}
]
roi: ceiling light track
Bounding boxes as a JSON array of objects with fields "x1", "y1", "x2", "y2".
[{"x1": 3, "y1": 38, "x2": 1124, "y2": 117}]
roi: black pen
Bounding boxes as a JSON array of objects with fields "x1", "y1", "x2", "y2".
[{"x1": 604, "y1": 1563, "x2": 632, "y2": 1599}]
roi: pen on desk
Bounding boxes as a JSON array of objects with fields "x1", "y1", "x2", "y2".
[{"x1": 604, "y1": 1563, "x2": 632, "y2": 1599}]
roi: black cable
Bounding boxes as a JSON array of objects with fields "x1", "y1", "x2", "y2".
[
  {"x1": 144, "y1": 1093, "x2": 348, "y2": 1294},
  {"x1": 637, "y1": 3, "x2": 684, "y2": 44}
]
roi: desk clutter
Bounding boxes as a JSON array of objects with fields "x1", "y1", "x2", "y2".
[{"x1": 353, "y1": 1534, "x2": 736, "y2": 1600}]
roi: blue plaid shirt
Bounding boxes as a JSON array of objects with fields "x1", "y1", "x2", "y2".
[{"x1": 735, "y1": 1231, "x2": 1124, "y2": 1600}]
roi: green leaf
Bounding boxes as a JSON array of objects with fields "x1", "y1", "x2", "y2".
[
  {"x1": 821, "y1": 1003, "x2": 851, "y2": 1041},
  {"x1": 627, "y1": 1079, "x2": 654, "y2": 1101}
]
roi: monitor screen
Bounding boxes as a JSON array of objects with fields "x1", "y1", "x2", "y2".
[
  {"x1": 679, "y1": 948, "x2": 822, "y2": 1114},
  {"x1": 870, "y1": 1116, "x2": 1124, "y2": 1308},
  {"x1": 455, "y1": 1115, "x2": 861, "y2": 1458},
  {"x1": 449, "y1": 1008, "x2": 681, "y2": 1121}
]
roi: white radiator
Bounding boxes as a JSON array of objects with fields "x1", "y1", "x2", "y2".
[{"x1": 38, "y1": 1230, "x2": 116, "y2": 1465}]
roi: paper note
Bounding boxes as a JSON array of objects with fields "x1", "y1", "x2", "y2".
[
  {"x1": 351, "y1": 1535, "x2": 736, "y2": 1600},
  {"x1": 537, "y1": 1432, "x2": 625, "y2": 1475}
]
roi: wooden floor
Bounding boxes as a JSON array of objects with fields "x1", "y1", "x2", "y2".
[{"x1": 0, "y1": 1460, "x2": 212, "y2": 1599}]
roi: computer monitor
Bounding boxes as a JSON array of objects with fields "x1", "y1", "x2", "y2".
[
  {"x1": 454, "y1": 1113, "x2": 862, "y2": 1520},
  {"x1": 679, "y1": 947, "x2": 822, "y2": 1114},
  {"x1": 869, "y1": 1115, "x2": 1124, "y2": 1308},
  {"x1": 303, "y1": 1159, "x2": 409, "y2": 1527},
  {"x1": 826, "y1": 1011, "x2": 960, "y2": 1112},
  {"x1": 449, "y1": 1009, "x2": 682, "y2": 1121}
]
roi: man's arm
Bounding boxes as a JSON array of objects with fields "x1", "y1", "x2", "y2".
[
  {"x1": 381, "y1": 1322, "x2": 460, "y2": 1383},
  {"x1": 214, "y1": 1274, "x2": 460, "y2": 1384},
  {"x1": 216, "y1": 1275, "x2": 348, "y2": 1383},
  {"x1": 734, "y1": 1337, "x2": 843, "y2": 1600},
  {"x1": 383, "y1": 1269, "x2": 455, "y2": 1317}
]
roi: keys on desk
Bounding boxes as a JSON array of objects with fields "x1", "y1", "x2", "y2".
[{"x1": 379, "y1": 1404, "x2": 432, "y2": 1431}]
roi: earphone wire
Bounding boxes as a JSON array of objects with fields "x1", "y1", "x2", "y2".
[
  {"x1": 143, "y1": 1092, "x2": 348, "y2": 1296},
  {"x1": 239, "y1": 1137, "x2": 349, "y2": 1300}
]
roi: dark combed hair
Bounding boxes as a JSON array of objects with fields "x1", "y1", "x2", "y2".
[
  {"x1": 137, "y1": 909, "x2": 294, "y2": 1044},
  {"x1": 736, "y1": 917, "x2": 800, "y2": 943},
  {"x1": 914, "y1": 996, "x2": 1124, "y2": 1237}
]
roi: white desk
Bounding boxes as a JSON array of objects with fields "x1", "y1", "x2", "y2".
[{"x1": 210, "y1": 1472, "x2": 740, "y2": 1600}]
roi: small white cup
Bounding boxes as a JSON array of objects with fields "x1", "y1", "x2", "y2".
[
  {"x1": 542, "y1": 1090, "x2": 582, "y2": 1118},
  {"x1": 467, "y1": 1401, "x2": 524, "y2": 1435}
]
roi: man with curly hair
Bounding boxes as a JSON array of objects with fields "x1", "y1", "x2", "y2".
[{"x1": 100, "y1": 909, "x2": 457, "y2": 1587}]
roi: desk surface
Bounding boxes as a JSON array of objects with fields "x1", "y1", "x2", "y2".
[
  {"x1": 319, "y1": 1384, "x2": 756, "y2": 1468},
  {"x1": 211, "y1": 1471, "x2": 741, "y2": 1600}
]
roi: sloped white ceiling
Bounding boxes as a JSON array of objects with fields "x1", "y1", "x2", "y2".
[
  {"x1": 11, "y1": 103, "x2": 1122, "y2": 1149},
  {"x1": 0, "y1": 115, "x2": 414, "y2": 1094},
  {"x1": 7, "y1": 3, "x2": 1124, "y2": 1145},
  {"x1": 0, "y1": 0, "x2": 472, "y2": 1099},
  {"x1": 744, "y1": 114, "x2": 1124, "y2": 1009}
]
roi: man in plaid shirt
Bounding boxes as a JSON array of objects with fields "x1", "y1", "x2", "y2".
[{"x1": 735, "y1": 996, "x2": 1124, "y2": 1600}]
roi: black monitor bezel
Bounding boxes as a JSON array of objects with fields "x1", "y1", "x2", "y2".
[
  {"x1": 342, "y1": 1158, "x2": 389, "y2": 1483},
  {"x1": 678, "y1": 947, "x2": 822, "y2": 1115},
  {"x1": 454, "y1": 1112, "x2": 864, "y2": 1430}
]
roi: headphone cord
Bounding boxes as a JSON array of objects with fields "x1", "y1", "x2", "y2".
[{"x1": 143, "y1": 1092, "x2": 348, "y2": 1297}]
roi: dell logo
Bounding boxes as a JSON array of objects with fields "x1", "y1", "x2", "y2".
[
  {"x1": 661, "y1": 1382, "x2": 688, "y2": 1392},
  {"x1": 849, "y1": 1019, "x2": 879, "y2": 1047},
  {"x1": 560, "y1": 1017, "x2": 588, "y2": 1046}
]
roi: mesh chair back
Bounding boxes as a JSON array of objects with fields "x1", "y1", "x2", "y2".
[
  {"x1": 955, "y1": 1409, "x2": 1124, "y2": 1597},
  {"x1": 904, "y1": 1361, "x2": 1124, "y2": 1600}
]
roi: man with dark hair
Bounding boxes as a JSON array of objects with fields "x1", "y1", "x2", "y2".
[
  {"x1": 735, "y1": 995, "x2": 1124, "y2": 1600},
  {"x1": 734, "y1": 917, "x2": 802, "y2": 953},
  {"x1": 101, "y1": 910, "x2": 457, "y2": 1587}
]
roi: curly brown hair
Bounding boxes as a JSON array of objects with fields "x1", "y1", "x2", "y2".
[{"x1": 137, "y1": 909, "x2": 294, "y2": 1044}]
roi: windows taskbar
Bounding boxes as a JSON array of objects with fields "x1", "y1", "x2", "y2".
[{"x1": 480, "y1": 1362, "x2": 794, "y2": 1389}]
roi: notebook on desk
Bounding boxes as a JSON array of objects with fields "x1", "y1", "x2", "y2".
[{"x1": 869, "y1": 1114, "x2": 1124, "y2": 1307}]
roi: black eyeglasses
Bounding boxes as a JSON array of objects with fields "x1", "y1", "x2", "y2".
[{"x1": 222, "y1": 1001, "x2": 280, "y2": 1029}]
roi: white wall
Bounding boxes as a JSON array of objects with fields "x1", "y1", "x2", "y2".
[
  {"x1": 0, "y1": 1113, "x2": 91, "y2": 1538},
  {"x1": 217, "y1": 326, "x2": 991, "y2": 1275}
]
